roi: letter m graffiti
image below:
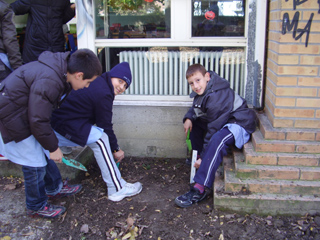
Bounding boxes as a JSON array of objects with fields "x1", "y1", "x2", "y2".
[{"x1": 282, "y1": 11, "x2": 313, "y2": 47}]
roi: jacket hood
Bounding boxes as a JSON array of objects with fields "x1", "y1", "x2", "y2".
[
  {"x1": 189, "y1": 71, "x2": 230, "y2": 98},
  {"x1": 38, "y1": 51, "x2": 70, "y2": 81},
  {"x1": 100, "y1": 71, "x2": 115, "y2": 100}
]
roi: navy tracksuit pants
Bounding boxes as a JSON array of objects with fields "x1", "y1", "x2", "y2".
[{"x1": 190, "y1": 119, "x2": 235, "y2": 188}]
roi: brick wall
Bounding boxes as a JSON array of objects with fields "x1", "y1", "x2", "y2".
[{"x1": 266, "y1": 0, "x2": 320, "y2": 128}]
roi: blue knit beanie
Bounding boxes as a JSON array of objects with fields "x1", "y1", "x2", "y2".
[{"x1": 109, "y1": 62, "x2": 132, "y2": 89}]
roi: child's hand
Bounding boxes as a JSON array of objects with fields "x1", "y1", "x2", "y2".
[
  {"x1": 183, "y1": 119, "x2": 193, "y2": 136},
  {"x1": 113, "y1": 149, "x2": 124, "y2": 163},
  {"x1": 50, "y1": 148, "x2": 63, "y2": 163},
  {"x1": 194, "y1": 158, "x2": 202, "y2": 169}
]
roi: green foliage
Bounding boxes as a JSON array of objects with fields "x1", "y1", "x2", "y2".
[{"x1": 104, "y1": 0, "x2": 166, "y2": 15}]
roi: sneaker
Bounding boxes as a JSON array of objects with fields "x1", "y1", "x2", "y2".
[
  {"x1": 175, "y1": 186, "x2": 208, "y2": 208},
  {"x1": 108, "y1": 182, "x2": 142, "y2": 202},
  {"x1": 48, "y1": 178, "x2": 82, "y2": 199},
  {"x1": 60, "y1": 146, "x2": 73, "y2": 155},
  {"x1": 27, "y1": 203, "x2": 66, "y2": 218}
]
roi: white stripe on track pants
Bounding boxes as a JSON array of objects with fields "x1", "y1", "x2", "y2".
[{"x1": 88, "y1": 133, "x2": 127, "y2": 195}]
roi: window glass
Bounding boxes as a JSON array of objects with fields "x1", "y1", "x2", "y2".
[
  {"x1": 192, "y1": 0, "x2": 245, "y2": 37},
  {"x1": 95, "y1": 0, "x2": 171, "y2": 39},
  {"x1": 98, "y1": 46, "x2": 246, "y2": 96}
]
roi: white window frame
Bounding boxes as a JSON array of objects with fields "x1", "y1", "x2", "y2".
[{"x1": 77, "y1": 0, "x2": 267, "y2": 106}]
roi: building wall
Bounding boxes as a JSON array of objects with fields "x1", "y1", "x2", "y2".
[
  {"x1": 266, "y1": 0, "x2": 320, "y2": 128},
  {"x1": 113, "y1": 105, "x2": 190, "y2": 158}
]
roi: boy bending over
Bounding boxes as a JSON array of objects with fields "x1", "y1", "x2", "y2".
[
  {"x1": 50, "y1": 62, "x2": 142, "y2": 202},
  {"x1": 175, "y1": 64, "x2": 256, "y2": 208},
  {"x1": 0, "y1": 49, "x2": 102, "y2": 217}
]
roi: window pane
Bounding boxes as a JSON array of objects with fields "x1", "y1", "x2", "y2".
[
  {"x1": 95, "y1": 0, "x2": 171, "y2": 39},
  {"x1": 192, "y1": 0, "x2": 245, "y2": 37},
  {"x1": 98, "y1": 47, "x2": 246, "y2": 96}
]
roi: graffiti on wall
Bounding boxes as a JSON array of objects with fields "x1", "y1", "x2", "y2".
[
  {"x1": 282, "y1": 0, "x2": 315, "y2": 47},
  {"x1": 287, "y1": 0, "x2": 308, "y2": 10}
]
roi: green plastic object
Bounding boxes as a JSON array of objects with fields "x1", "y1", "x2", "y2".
[
  {"x1": 62, "y1": 157, "x2": 87, "y2": 171},
  {"x1": 186, "y1": 129, "x2": 192, "y2": 153}
]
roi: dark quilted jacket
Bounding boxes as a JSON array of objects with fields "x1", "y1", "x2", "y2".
[
  {"x1": 0, "y1": 51, "x2": 71, "y2": 152},
  {"x1": 0, "y1": 0, "x2": 22, "y2": 70},
  {"x1": 184, "y1": 71, "x2": 257, "y2": 152},
  {"x1": 10, "y1": 0, "x2": 75, "y2": 63}
]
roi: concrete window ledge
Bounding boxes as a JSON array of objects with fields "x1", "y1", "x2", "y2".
[{"x1": 114, "y1": 95, "x2": 193, "y2": 107}]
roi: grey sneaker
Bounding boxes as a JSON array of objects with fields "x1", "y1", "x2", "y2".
[{"x1": 108, "y1": 182, "x2": 142, "y2": 202}]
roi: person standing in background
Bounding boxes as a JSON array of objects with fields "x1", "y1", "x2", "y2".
[
  {"x1": 0, "y1": 0, "x2": 22, "y2": 81},
  {"x1": 10, "y1": 0, "x2": 76, "y2": 64}
]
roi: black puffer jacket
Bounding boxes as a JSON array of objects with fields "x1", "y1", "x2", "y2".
[
  {"x1": 0, "y1": 0, "x2": 22, "y2": 70},
  {"x1": 0, "y1": 51, "x2": 71, "y2": 152},
  {"x1": 10, "y1": 0, "x2": 75, "y2": 63},
  {"x1": 184, "y1": 71, "x2": 257, "y2": 152}
]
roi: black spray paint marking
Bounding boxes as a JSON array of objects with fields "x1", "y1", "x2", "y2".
[
  {"x1": 285, "y1": 0, "x2": 308, "y2": 10},
  {"x1": 282, "y1": 11, "x2": 314, "y2": 47}
]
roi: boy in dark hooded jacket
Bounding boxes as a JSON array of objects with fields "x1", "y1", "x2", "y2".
[
  {"x1": 175, "y1": 64, "x2": 256, "y2": 208},
  {"x1": 50, "y1": 62, "x2": 142, "y2": 202},
  {"x1": 0, "y1": 49, "x2": 102, "y2": 218}
]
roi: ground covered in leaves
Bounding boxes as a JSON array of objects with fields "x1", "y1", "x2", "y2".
[{"x1": 1, "y1": 157, "x2": 320, "y2": 240}]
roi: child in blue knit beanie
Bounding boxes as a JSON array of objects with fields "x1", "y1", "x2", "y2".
[{"x1": 50, "y1": 62, "x2": 142, "y2": 202}]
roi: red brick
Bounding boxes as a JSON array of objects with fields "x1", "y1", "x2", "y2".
[
  {"x1": 297, "y1": 98, "x2": 320, "y2": 108},
  {"x1": 298, "y1": 77, "x2": 320, "y2": 87},
  {"x1": 300, "y1": 169, "x2": 320, "y2": 181},
  {"x1": 258, "y1": 167, "x2": 300, "y2": 180},
  {"x1": 249, "y1": 183, "x2": 281, "y2": 194},
  {"x1": 286, "y1": 131, "x2": 316, "y2": 141},
  {"x1": 273, "y1": 118, "x2": 294, "y2": 128},
  {"x1": 295, "y1": 120, "x2": 320, "y2": 128},
  {"x1": 276, "y1": 87, "x2": 317, "y2": 97},
  {"x1": 296, "y1": 144, "x2": 320, "y2": 154},
  {"x1": 274, "y1": 108, "x2": 314, "y2": 118},
  {"x1": 278, "y1": 154, "x2": 319, "y2": 167},
  {"x1": 278, "y1": 66, "x2": 318, "y2": 76}
]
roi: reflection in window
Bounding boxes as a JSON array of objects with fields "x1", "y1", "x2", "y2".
[
  {"x1": 95, "y1": 0, "x2": 171, "y2": 39},
  {"x1": 192, "y1": 0, "x2": 245, "y2": 37}
]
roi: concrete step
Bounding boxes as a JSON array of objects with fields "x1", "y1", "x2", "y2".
[
  {"x1": 256, "y1": 111, "x2": 320, "y2": 142},
  {"x1": 213, "y1": 191, "x2": 320, "y2": 215},
  {"x1": 252, "y1": 130, "x2": 320, "y2": 154},
  {"x1": 224, "y1": 168, "x2": 320, "y2": 195},
  {"x1": 212, "y1": 150, "x2": 320, "y2": 215},
  {"x1": 234, "y1": 151, "x2": 320, "y2": 181},
  {"x1": 243, "y1": 141, "x2": 320, "y2": 166}
]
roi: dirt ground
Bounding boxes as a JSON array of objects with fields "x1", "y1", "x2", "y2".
[{"x1": 1, "y1": 157, "x2": 320, "y2": 240}]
